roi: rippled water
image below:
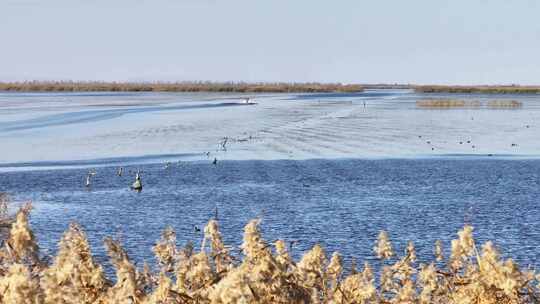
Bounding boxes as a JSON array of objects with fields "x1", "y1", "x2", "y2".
[
  {"x1": 1, "y1": 158, "x2": 539, "y2": 270},
  {"x1": 2, "y1": 90, "x2": 540, "y2": 164}
]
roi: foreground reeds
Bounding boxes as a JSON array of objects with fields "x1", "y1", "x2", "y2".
[
  {"x1": 0, "y1": 81, "x2": 363, "y2": 93},
  {"x1": 414, "y1": 85, "x2": 540, "y2": 94},
  {"x1": 416, "y1": 99, "x2": 523, "y2": 109},
  {"x1": 0, "y1": 202, "x2": 539, "y2": 303}
]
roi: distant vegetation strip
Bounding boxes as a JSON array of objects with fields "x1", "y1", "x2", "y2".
[
  {"x1": 417, "y1": 99, "x2": 523, "y2": 109},
  {"x1": 360, "y1": 83, "x2": 412, "y2": 89},
  {"x1": 0, "y1": 81, "x2": 363, "y2": 93},
  {"x1": 415, "y1": 85, "x2": 540, "y2": 94}
]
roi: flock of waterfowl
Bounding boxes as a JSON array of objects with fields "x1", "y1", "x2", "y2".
[
  {"x1": 85, "y1": 168, "x2": 143, "y2": 192},
  {"x1": 418, "y1": 122, "x2": 531, "y2": 153},
  {"x1": 84, "y1": 151, "x2": 221, "y2": 192},
  {"x1": 83, "y1": 120, "x2": 532, "y2": 191},
  {"x1": 81, "y1": 97, "x2": 259, "y2": 192},
  {"x1": 80, "y1": 96, "x2": 533, "y2": 190}
]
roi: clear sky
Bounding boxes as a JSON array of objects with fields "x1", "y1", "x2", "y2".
[{"x1": 1, "y1": 0, "x2": 539, "y2": 84}]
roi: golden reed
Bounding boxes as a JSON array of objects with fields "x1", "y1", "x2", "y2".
[{"x1": 0, "y1": 201, "x2": 538, "y2": 303}]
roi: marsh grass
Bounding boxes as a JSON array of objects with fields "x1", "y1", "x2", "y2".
[
  {"x1": 0, "y1": 81, "x2": 363, "y2": 93},
  {"x1": 415, "y1": 85, "x2": 540, "y2": 94},
  {"x1": 417, "y1": 99, "x2": 522, "y2": 109},
  {"x1": 486, "y1": 100, "x2": 523, "y2": 108},
  {"x1": 0, "y1": 202, "x2": 539, "y2": 303}
]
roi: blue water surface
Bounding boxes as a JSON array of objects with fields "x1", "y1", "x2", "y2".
[{"x1": 1, "y1": 158, "x2": 539, "y2": 272}]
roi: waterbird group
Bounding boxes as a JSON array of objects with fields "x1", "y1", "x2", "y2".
[
  {"x1": 81, "y1": 122, "x2": 257, "y2": 191},
  {"x1": 419, "y1": 123, "x2": 533, "y2": 154},
  {"x1": 83, "y1": 149, "x2": 224, "y2": 191}
]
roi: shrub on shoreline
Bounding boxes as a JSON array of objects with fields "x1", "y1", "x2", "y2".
[{"x1": 0, "y1": 203, "x2": 539, "y2": 303}]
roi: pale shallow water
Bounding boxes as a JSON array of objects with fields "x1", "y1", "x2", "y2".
[
  {"x1": 1, "y1": 90, "x2": 540, "y2": 272},
  {"x1": 1, "y1": 90, "x2": 540, "y2": 166}
]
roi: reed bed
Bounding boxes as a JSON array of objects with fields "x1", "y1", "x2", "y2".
[
  {"x1": 415, "y1": 85, "x2": 540, "y2": 94},
  {"x1": 417, "y1": 99, "x2": 523, "y2": 109},
  {"x1": 0, "y1": 202, "x2": 539, "y2": 303},
  {"x1": 0, "y1": 81, "x2": 363, "y2": 93},
  {"x1": 487, "y1": 100, "x2": 523, "y2": 108},
  {"x1": 0, "y1": 193, "x2": 12, "y2": 240}
]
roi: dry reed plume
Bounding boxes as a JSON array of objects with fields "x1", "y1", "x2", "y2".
[
  {"x1": 0, "y1": 201, "x2": 539, "y2": 303},
  {"x1": 0, "y1": 81, "x2": 363, "y2": 93}
]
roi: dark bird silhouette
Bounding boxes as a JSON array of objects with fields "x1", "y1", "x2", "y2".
[
  {"x1": 194, "y1": 225, "x2": 201, "y2": 233},
  {"x1": 212, "y1": 158, "x2": 218, "y2": 165},
  {"x1": 219, "y1": 137, "x2": 229, "y2": 151}
]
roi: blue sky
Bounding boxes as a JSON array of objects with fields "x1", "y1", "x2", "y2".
[{"x1": 1, "y1": 0, "x2": 539, "y2": 84}]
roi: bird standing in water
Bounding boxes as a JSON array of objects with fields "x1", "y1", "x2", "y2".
[
  {"x1": 131, "y1": 170, "x2": 143, "y2": 191},
  {"x1": 212, "y1": 158, "x2": 218, "y2": 165},
  {"x1": 85, "y1": 170, "x2": 96, "y2": 187},
  {"x1": 85, "y1": 174, "x2": 91, "y2": 187},
  {"x1": 117, "y1": 167, "x2": 123, "y2": 176}
]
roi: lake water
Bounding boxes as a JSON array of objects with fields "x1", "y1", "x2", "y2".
[{"x1": 1, "y1": 90, "x2": 540, "y2": 271}]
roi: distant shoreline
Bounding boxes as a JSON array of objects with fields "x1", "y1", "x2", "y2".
[
  {"x1": 3, "y1": 82, "x2": 540, "y2": 94},
  {"x1": 0, "y1": 81, "x2": 363, "y2": 93}
]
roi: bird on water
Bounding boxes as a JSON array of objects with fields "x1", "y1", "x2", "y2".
[
  {"x1": 85, "y1": 174, "x2": 92, "y2": 187},
  {"x1": 85, "y1": 170, "x2": 96, "y2": 187},
  {"x1": 131, "y1": 170, "x2": 143, "y2": 191}
]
